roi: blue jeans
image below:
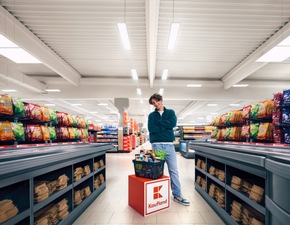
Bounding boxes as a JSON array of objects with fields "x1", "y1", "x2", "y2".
[{"x1": 152, "y1": 143, "x2": 181, "y2": 197}]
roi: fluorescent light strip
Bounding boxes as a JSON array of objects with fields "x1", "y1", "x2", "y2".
[
  {"x1": 233, "y1": 84, "x2": 249, "y2": 87},
  {"x1": 168, "y1": 23, "x2": 180, "y2": 50},
  {"x1": 131, "y1": 69, "x2": 138, "y2": 80},
  {"x1": 256, "y1": 46, "x2": 290, "y2": 62},
  {"x1": 117, "y1": 23, "x2": 131, "y2": 50},
  {"x1": 98, "y1": 103, "x2": 108, "y2": 106},
  {"x1": 2, "y1": 89, "x2": 17, "y2": 92},
  {"x1": 187, "y1": 84, "x2": 202, "y2": 87},
  {"x1": 72, "y1": 103, "x2": 82, "y2": 106},
  {"x1": 162, "y1": 69, "x2": 168, "y2": 80},
  {"x1": 137, "y1": 88, "x2": 142, "y2": 95},
  {"x1": 159, "y1": 88, "x2": 164, "y2": 95},
  {"x1": 0, "y1": 48, "x2": 42, "y2": 64},
  {"x1": 46, "y1": 89, "x2": 61, "y2": 92},
  {"x1": 0, "y1": 34, "x2": 18, "y2": 47}
]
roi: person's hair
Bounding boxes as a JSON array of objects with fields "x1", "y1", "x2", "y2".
[{"x1": 149, "y1": 93, "x2": 163, "y2": 104}]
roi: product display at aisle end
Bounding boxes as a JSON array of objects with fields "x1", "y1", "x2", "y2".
[
  {"x1": 179, "y1": 125, "x2": 214, "y2": 159},
  {"x1": 0, "y1": 143, "x2": 109, "y2": 225}
]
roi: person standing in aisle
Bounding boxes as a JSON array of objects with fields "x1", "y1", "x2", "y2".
[{"x1": 148, "y1": 93, "x2": 190, "y2": 206}]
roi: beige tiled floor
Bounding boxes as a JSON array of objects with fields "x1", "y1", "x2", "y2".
[{"x1": 73, "y1": 143, "x2": 225, "y2": 225}]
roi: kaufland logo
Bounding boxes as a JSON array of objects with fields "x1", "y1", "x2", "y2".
[
  {"x1": 153, "y1": 185, "x2": 163, "y2": 199},
  {"x1": 146, "y1": 180, "x2": 169, "y2": 214},
  {"x1": 148, "y1": 185, "x2": 167, "y2": 209}
]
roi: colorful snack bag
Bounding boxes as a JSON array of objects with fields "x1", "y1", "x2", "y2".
[
  {"x1": 0, "y1": 121, "x2": 15, "y2": 141},
  {"x1": 11, "y1": 122, "x2": 25, "y2": 141},
  {"x1": 11, "y1": 97, "x2": 25, "y2": 117},
  {"x1": 0, "y1": 95, "x2": 13, "y2": 115}
]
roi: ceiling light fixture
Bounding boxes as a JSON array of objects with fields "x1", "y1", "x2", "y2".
[
  {"x1": 137, "y1": 88, "x2": 142, "y2": 95},
  {"x1": 98, "y1": 103, "x2": 108, "y2": 106},
  {"x1": 168, "y1": 23, "x2": 180, "y2": 50},
  {"x1": 159, "y1": 88, "x2": 164, "y2": 95},
  {"x1": 229, "y1": 103, "x2": 240, "y2": 107},
  {"x1": 162, "y1": 69, "x2": 168, "y2": 80},
  {"x1": 0, "y1": 47, "x2": 41, "y2": 64},
  {"x1": 118, "y1": 23, "x2": 131, "y2": 50},
  {"x1": 256, "y1": 46, "x2": 290, "y2": 62},
  {"x1": 118, "y1": 0, "x2": 131, "y2": 50},
  {"x1": 1, "y1": 89, "x2": 17, "y2": 92},
  {"x1": 186, "y1": 84, "x2": 202, "y2": 87},
  {"x1": 46, "y1": 89, "x2": 61, "y2": 92},
  {"x1": 207, "y1": 104, "x2": 217, "y2": 106},
  {"x1": 233, "y1": 84, "x2": 249, "y2": 87},
  {"x1": 72, "y1": 103, "x2": 82, "y2": 106},
  {"x1": 168, "y1": 0, "x2": 180, "y2": 50},
  {"x1": 131, "y1": 69, "x2": 138, "y2": 80},
  {"x1": 0, "y1": 34, "x2": 41, "y2": 64}
]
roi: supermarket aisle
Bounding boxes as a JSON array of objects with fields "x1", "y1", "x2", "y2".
[{"x1": 73, "y1": 143, "x2": 225, "y2": 225}]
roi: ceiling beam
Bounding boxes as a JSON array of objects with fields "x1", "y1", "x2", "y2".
[
  {"x1": 0, "y1": 6, "x2": 81, "y2": 86},
  {"x1": 145, "y1": 0, "x2": 160, "y2": 88},
  {"x1": 222, "y1": 20, "x2": 290, "y2": 89},
  {"x1": 0, "y1": 62, "x2": 47, "y2": 93}
]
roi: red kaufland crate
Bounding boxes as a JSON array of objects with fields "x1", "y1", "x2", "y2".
[
  {"x1": 128, "y1": 175, "x2": 170, "y2": 216},
  {"x1": 133, "y1": 160, "x2": 165, "y2": 179}
]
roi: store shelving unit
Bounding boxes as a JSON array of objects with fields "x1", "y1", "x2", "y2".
[
  {"x1": 190, "y1": 142, "x2": 290, "y2": 225},
  {"x1": 191, "y1": 142, "x2": 267, "y2": 225},
  {"x1": 179, "y1": 126, "x2": 214, "y2": 158},
  {"x1": 173, "y1": 127, "x2": 181, "y2": 151},
  {"x1": 96, "y1": 127, "x2": 118, "y2": 152},
  {"x1": 0, "y1": 143, "x2": 109, "y2": 225}
]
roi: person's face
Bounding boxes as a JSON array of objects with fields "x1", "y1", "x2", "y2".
[{"x1": 151, "y1": 99, "x2": 163, "y2": 110}]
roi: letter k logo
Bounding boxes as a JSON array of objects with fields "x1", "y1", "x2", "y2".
[{"x1": 153, "y1": 185, "x2": 163, "y2": 199}]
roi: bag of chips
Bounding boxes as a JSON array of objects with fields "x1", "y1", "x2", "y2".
[
  {"x1": 24, "y1": 103, "x2": 43, "y2": 121},
  {"x1": 0, "y1": 121, "x2": 15, "y2": 141},
  {"x1": 25, "y1": 125, "x2": 43, "y2": 142},
  {"x1": 67, "y1": 114, "x2": 74, "y2": 126},
  {"x1": 250, "y1": 103, "x2": 259, "y2": 120},
  {"x1": 68, "y1": 127, "x2": 76, "y2": 139},
  {"x1": 250, "y1": 123, "x2": 259, "y2": 140},
  {"x1": 41, "y1": 107, "x2": 50, "y2": 122},
  {"x1": 72, "y1": 115, "x2": 78, "y2": 126},
  {"x1": 0, "y1": 95, "x2": 13, "y2": 115},
  {"x1": 11, "y1": 97, "x2": 25, "y2": 117},
  {"x1": 49, "y1": 109, "x2": 57, "y2": 124},
  {"x1": 242, "y1": 105, "x2": 252, "y2": 120},
  {"x1": 48, "y1": 127, "x2": 56, "y2": 140},
  {"x1": 74, "y1": 128, "x2": 79, "y2": 139},
  {"x1": 241, "y1": 124, "x2": 250, "y2": 140},
  {"x1": 10, "y1": 122, "x2": 25, "y2": 141},
  {"x1": 40, "y1": 126, "x2": 50, "y2": 141},
  {"x1": 56, "y1": 127, "x2": 69, "y2": 140}
]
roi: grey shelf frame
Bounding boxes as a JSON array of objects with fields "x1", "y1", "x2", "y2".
[
  {"x1": 0, "y1": 143, "x2": 110, "y2": 225},
  {"x1": 192, "y1": 142, "x2": 267, "y2": 225}
]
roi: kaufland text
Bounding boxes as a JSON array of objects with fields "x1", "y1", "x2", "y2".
[{"x1": 148, "y1": 199, "x2": 167, "y2": 208}]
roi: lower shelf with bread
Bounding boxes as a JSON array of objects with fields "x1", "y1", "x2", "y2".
[
  {"x1": 193, "y1": 142, "x2": 267, "y2": 225},
  {"x1": 0, "y1": 143, "x2": 110, "y2": 225}
]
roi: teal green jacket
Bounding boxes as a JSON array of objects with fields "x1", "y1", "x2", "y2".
[{"x1": 148, "y1": 107, "x2": 177, "y2": 143}]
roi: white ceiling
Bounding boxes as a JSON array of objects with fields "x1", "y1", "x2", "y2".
[{"x1": 1, "y1": 0, "x2": 290, "y2": 127}]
